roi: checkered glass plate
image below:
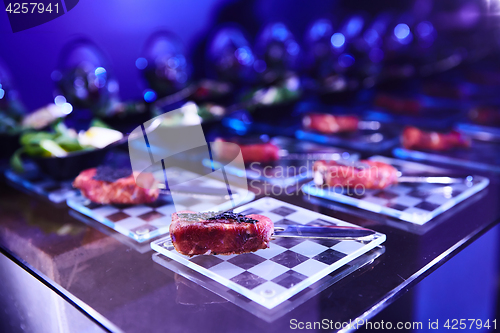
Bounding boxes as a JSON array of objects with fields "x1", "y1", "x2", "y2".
[
  {"x1": 150, "y1": 197, "x2": 385, "y2": 309},
  {"x1": 4, "y1": 168, "x2": 78, "y2": 204},
  {"x1": 67, "y1": 168, "x2": 255, "y2": 243},
  {"x1": 393, "y1": 125, "x2": 500, "y2": 173},
  {"x1": 301, "y1": 156, "x2": 489, "y2": 225},
  {"x1": 203, "y1": 137, "x2": 358, "y2": 187}
]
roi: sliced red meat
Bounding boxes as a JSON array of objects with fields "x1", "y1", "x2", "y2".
[
  {"x1": 401, "y1": 126, "x2": 471, "y2": 151},
  {"x1": 303, "y1": 113, "x2": 359, "y2": 134},
  {"x1": 169, "y1": 211, "x2": 274, "y2": 256},
  {"x1": 213, "y1": 138, "x2": 280, "y2": 163},
  {"x1": 313, "y1": 160, "x2": 398, "y2": 190},
  {"x1": 73, "y1": 168, "x2": 160, "y2": 204}
]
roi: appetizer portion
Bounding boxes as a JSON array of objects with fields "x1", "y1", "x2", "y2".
[
  {"x1": 313, "y1": 160, "x2": 398, "y2": 190},
  {"x1": 170, "y1": 211, "x2": 274, "y2": 256},
  {"x1": 402, "y1": 126, "x2": 471, "y2": 151},
  {"x1": 213, "y1": 137, "x2": 280, "y2": 163},
  {"x1": 73, "y1": 166, "x2": 159, "y2": 204},
  {"x1": 10, "y1": 121, "x2": 123, "y2": 173},
  {"x1": 302, "y1": 113, "x2": 359, "y2": 134}
]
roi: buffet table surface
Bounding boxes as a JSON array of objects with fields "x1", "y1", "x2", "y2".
[{"x1": 0, "y1": 164, "x2": 499, "y2": 333}]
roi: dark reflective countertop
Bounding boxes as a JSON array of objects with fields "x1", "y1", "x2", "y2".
[{"x1": 0, "y1": 164, "x2": 499, "y2": 333}]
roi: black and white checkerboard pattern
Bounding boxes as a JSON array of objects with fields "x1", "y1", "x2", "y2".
[
  {"x1": 302, "y1": 156, "x2": 489, "y2": 225},
  {"x1": 151, "y1": 197, "x2": 385, "y2": 309},
  {"x1": 5, "y1": 168, "x2": 78, "y2": 204},
  {"x1": 67, "y1": 168, "x2": 254, "y2": 243}
]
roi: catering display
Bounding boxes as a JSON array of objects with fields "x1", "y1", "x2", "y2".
[
  {"x1": 394, "y1": 125, "x2": 500, "y2": 173},
  {"x1": 296, "y1": 112, "x2": 400, "y2": 153},
  {"x1": 151, "y1": 197, "x2": 386, "y2": 309},
  {"x1": 302, "y1": 156, "x2": 489, "y2": 224},
  {"x1": 206, "y1": 136, "x2": 358, "y2": 187}
]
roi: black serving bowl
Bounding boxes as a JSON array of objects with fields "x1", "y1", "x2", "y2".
[
  {"x1": 30, "y1": 139, "x2": 126, "y2": 181},
  {"x1": 0, "y1": 133, "x2": 21, "y2": 159}
]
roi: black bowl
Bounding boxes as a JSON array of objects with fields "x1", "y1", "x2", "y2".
[
  {"x1": 30, "y1": 138, "x2": 126, "y2": 181},
  {"x1": 0, "y1": 133, "x2": 21, "y2": 159}
]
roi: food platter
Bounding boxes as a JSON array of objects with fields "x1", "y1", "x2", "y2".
[
  {"x1": 204, "y1": 136, "x2": 359, "y2": 187},
  {"x1": 151, "y1": 197, "x2": 386, "y2": 309},
  {"x1": 394, "y1": 124, "x2": 500, "y2": 173},
  {"x1": 302, "y1": 156, "x2": 489, "y2": 225},
  {"x1": 295, "y1": 118, "x2": 401, "y2": 153},
  {"x1": 67, "y1": 167, "x2": 254, "y2": 243}
]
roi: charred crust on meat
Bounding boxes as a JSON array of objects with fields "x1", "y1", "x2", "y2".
[
  {"x1": 93, "y1": 166, "x2": 133, "y2": 183},
  {"x1": 176, "y1": 211, "x2": 258, "y2": 224}
]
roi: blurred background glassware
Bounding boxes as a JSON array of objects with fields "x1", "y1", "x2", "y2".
[
  {"x1": 138, "y1": 31, "x2": 191, "y2": 99},
  {"x1": 205, "y1": 25, "x2": 255, "y2": 86},
  {"x1": 254, "y1": 22, "x2": 301, "y2": 84},
  {"x1": 303, "y1": 18, "x2": 336, "y2": 83},
  {"x1": 52, "y1": 38, "x2": 118, "y2": 118}
]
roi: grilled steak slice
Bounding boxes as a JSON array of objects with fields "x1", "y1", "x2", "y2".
[
  {"x1": 402, "y1": 126, "x2": 471, "y2": 151},
  {"x1": 73, "y1": 168, "x2": 159, "y2": 204},
  {"x1": 303, "y1": 113, "x2": 359, "y2": 134},
  {"x1": 213, "y1": 138, "x2": 280, "y2": 163},
  {"x1": 170, "y1": 211, "x2": 274, "y2": 256},
  {"x1": 313, "y1": 160, "x2": 398, "y2": 190}
]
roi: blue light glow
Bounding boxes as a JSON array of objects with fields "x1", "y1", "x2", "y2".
[
  {"x1": 61, "y1": 103, "x2": 73, "y2": 115},
  {"x1": 0, "y1": 89, "x2": 4, "y2": 99},
  {"x1": 331, "y1": 33, "x2": 345, "y2": 48},
  {"x1": 310, "y1": 20, "x2": 332, "y2": 40},
  {"x1": 364, "y1": 29, "x2": 379, "y2": 46},
  {"x1": 271, "y1": 24, "x2": 288, "y2": 41},
  {"x1": 287, "y1": 42, "x2": 300, "y2": 56},
  {"x1": 94, "y1": 67, "x2": 106, "y2": 76},
  {"x1": 417, "y1": 21, "x2": 434, "y2": 38},
  {"x1": 143, "y1": 90, "x2": 157, "y2": 102},
  {"x1": 345, "y1": 16, "x2": 363, "y2": 37},
  {"x1": 54, "y1": 95, "x2": 66, "y2": 106},
  {"x1": 394, "y1": 24, "x2": 410, "y2": 40},
  {"x1": 135, "y1": 57, "x2": 148, "y2": 70},
  {"x1": 235, "y1": 47, "x2": 254, "y2": 65},
  {"x1": 338, "y1": 54, "x2": 354, "y2": 68}
]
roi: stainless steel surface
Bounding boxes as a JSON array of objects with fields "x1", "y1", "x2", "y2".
[{"x1": 273, "y1": 225, "x2": 377, "y2": 241}]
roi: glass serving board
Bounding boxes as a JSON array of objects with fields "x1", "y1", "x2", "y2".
[
  {"x1": 393, "y1": 125, "x2": 500, "y2": 173},
  {"x1": 301, "y1": 156, "x2": 489, "y2": 225},
  {"x1": 203, "y1": 136, "x2": 359, "y2": 187},
  {"x1": 295, "y1": 121, "x2": 400, "y2": 154},
  {"x1": 67, "y1": 167, "x2": 255, "y2": 243},
  {"x1": 4, "y1": 166, "x2": 78, "y2": 204},
  {"x1": 150, "y1": 197, "x2": 386, "y2": 310},
  {"x1": 152, "y1": 246, "x2": 385, "y2": 322}
]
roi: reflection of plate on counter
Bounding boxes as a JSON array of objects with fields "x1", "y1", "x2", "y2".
[
  {"x1": 152, "y1": 246, "x2": 384, "y2": 322},
  {"x1": 67, "y1": 167, "x2": 254, "y2": 243},
  {"x1": 394, "y1": 125, "x2": 500, "y2": 173},
  {"x1": 151, "y1": 197, "x2": 385, "y2": 310},
  {"x1": 204, "y1": 136, "x2": 359, "y2": 187},
  {"x1": 4, "y1": 162, "x2": 78, "y2": 204},
  {"x1": 302, "y1": 156, "x2": 489, "y2": 225},
  {"x1": 295, "y1": 115, "x2": 400, "y2": 154}
]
